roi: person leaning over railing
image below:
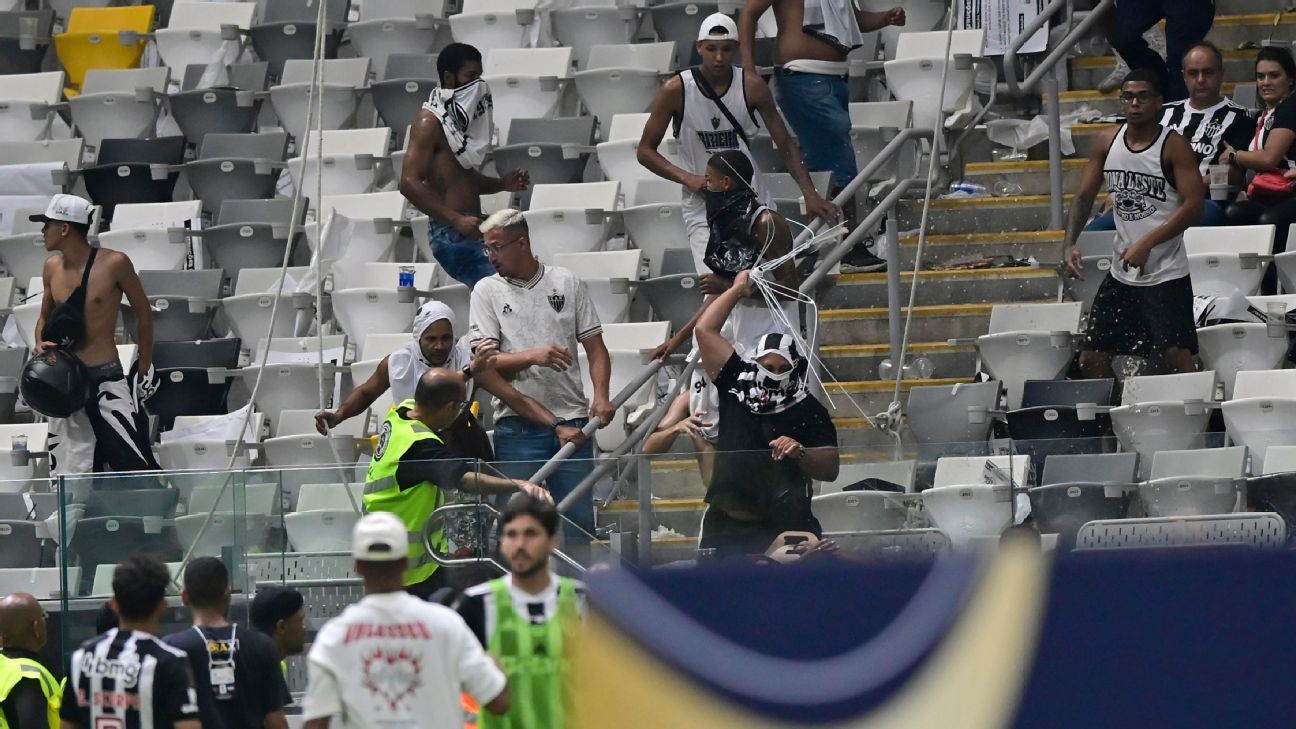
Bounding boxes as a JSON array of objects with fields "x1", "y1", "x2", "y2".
[{"x1": 695, "y1": 269, "x2": 839, "y2": 559}]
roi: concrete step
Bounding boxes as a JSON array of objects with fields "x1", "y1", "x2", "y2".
[
  {"x1": 601, "y1": 497, "x2": 705, "y2": 537},
  {"x1": 1066, "y1": 123, "x2": 1117, "y2": 159},
  {"x1": 822, "y1": 377, "x2": 975, "y2": 418},
  {"x1": 1206, "y1": 14, "x2": 1296, "y2": 52},
  {"x1": 963, "y1": 159, "x2": 1085, "y2": 197},
  {"x1": 897, "y1": 230, "x2": 1066, "y2": 268},
  {"x1": 896, "y1": 193, "x2": 1102, "y2": 235},
  {"x1": 1069, "y1": 49, "x2": 1259, "y2": 93},
  {"x1": 1216, "y1": 0, "x2": 1290, "y2": 13},
  {"x1": 821, "y1": 267, "x2": 1061, "y2": 309},
  {"x1": 1055, "y1": 84, "x2": 1241, "y2": 117},
  {"x1": 820, "y1": 341, "x2": 978, "y2": 382},
  {"x1": 818, "y1": 301, "x2": 1053, "y2": 345}
]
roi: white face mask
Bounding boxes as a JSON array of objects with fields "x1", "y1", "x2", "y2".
[
  {"x1": 754, "y1": 362, "x2": 793, "y2": 391},
  {"x1": 437, "y1": 78, "x2": 491, "y2": 128}
]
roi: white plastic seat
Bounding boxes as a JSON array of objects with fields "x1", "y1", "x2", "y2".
[
  {"x1": 819, "y1": 460, "x2": 917, "y2": 495},
  {"x1": 269, "y1": 58, "x2": 371, "y2": 142},
  {"x1": 331, "y1": 262, "x2": 437, "y2": 353},
  {"x1": 240, "y1": 335, "x2": 349, "y2": 428},
  {"x1": 598, "y1": 321, "x2": 670, "y2": 351},
  {"x1": 175, "y1": 482, "x2": 278, "y2": 556},
  {"x1": 848, "y1": 100, "x2": 915, "y2": 185},
  {"x1": 595, "y1": 113, "x2": 681, "y2": 196},
  {"x1": 157, "y1": 410, "x2": 268, "y2": 501},
  {"x1": 0, "y1": 234, "x2": 54, "y2": 289},
  {"x1": 262, "y1": 409, "x2": 364, "y2": 468},
  {"x1": 1196, "y1": 322, "x2": 1288, "y2": 399},
  {"x1": 96, "y1": 200, "x2": 203, "y2": 272},
  {"x1": 573, "y1": 42, "x2": 675, "y2": 131},
  {"x1": 1138, "y1": 476, "x2": 1243, "y2": 517},
  {"x1": 622, "y1": 178, "x2": 685, "y2": 277},
  {"x1": 552, "y1": 250, "x2": 642, "y2": 324},
  {"x1": 1184, "y1": 224, "x2": 1276, "y2": 298},
  {"x1": 90, "y1": 561, "x2": 182, "y2": 598},
  {"x1": 523, "y1": 181, "x2": 620, "y2": 261},
  {"x1": 0, "y1": 567, "x2": 78, "y2": 600},
  {"x1": 67, "y1": 67, "x2": 170, "y2": 151},
  {"x1": 347, "y1": 0, "x2": 444, "y2": 77},
  {"x1": 576, "y1": 321, "x2": 670, "y2": 451},
  {"x1": 154, "y1": 2, "x2": 256, "y2": 78},
  {"x1": 974, "y1": 302, "x2": 1083, "y2": 409},
  {"x1": 310, "y1": 191, "x2": 410, "y2": 261},
  {"x1": 883, "y1": 30, "x2": 986, "y2": 134},
  {"x1": 812, "y1": 491, "x2": 908, "y2": 533},
  {"x1": 428, "y1": 283, "x2": 471, "y2": 335},
  {"x1": 1149, "y1": 445, "x2": 1248, "y2": 479},
  {"x1": 1109, "y1": 370, "x2": 1218, "y2": 478},
  {"x1": 1262, "y1": 445, "x2": 1296, "y2": 475},
  {"x1": 287, "y1": 127, "x2": 391, "y2": 201},
  {"x1": 482, "y1": 47, "x2": 573, "y2": 143},
  {"x1": 920, "y1": 484, "x2": 1012, "y2": 550},
  {"x1": 282, "y1": 482, "x2": 364, "y2": 552},
  {"x1": 0, "y1": 71, "x2": 65, "y2": 141},
  {"x1": 448, "y1": 0, "x2": 534, "y2": 53},
  {"x1": 933, "y1": 454, "x2": 1031, "y2": 488},
  {"x1": 551, "y1": 5, "x2": 636, "y2": 71},
  {"x1": 10, "y1": 277, "x2": 42, "y2": 350},
  {"x1": 0, "y1": 423, "x2": 48, "y2": 494},
  {"x1": 1222, "y1": 370, "x2": 1296, "y2": 474}
]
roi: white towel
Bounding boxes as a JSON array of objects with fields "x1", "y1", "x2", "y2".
[
  {"x1": 422, "y1": 79, "x2": 494, "y2": 169},
  {"x1": 802, "y1": 0, "x2": 864, "y2": 54}
]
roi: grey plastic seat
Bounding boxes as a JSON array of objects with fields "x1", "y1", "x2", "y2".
[
  {"x1": 0, "y1": 10, "x2": 54, "y2": 75},
  {"x1": 1040, "y1": 452, "x2": 1138, "y2": 485},
  {"x1": 1139, "y1": 476, "x2": 1243, "y2": 517},
  {"x1": 906, "y1": 380, "x2": 1001, "y2": 445},
  {"x1": 493, "y1": 117, "x2": 595, "y2": 207},
  {"x1": 168, "y1": 63, "x2": 269, "y2": 148},
  {"x1": 0, "y1": 520, "x2": 45, "y2": 569},
  {"x1": 82, "y1": 137, "x2": 187, "y2": 222},
  {"x1": 659, "y1": 248, "x2": 696, "y2": 276},
  {"x1": 1009, "y1": 378, "x2": 1118, "y2": 461},
  {"x1": 0, "y1": 347, "x2": 26, "y2": 424},
  {"x1": 249, "y1": 0, "x2": 349, "y2": 79},
  {"x1": 186, "y1": 132, "x2": 289, "y2": 215},
  {"x1": 203, "y1": 199, "x2": 302, "y2": 289},
  {"x1": 1028, "y1": 482, "x2": 1137, "y2": 548},
  {"x1": 154, "y1": 338, "x2": 242, "y2": 370},
  {"x1": 1020, "y1": 378, "x2": 1115, "y2": 408},
  {"x1": 67, "y1": 67, "x2": 170, "y2": 150},
  {"x1": 346, "y1": 0, "x2": 446, "y2": 78},
  {"x1": 369, "y1": 53, "x2": 438, "y2": 143},
  {"x1": 640, "y1": 273, "x2": 704, "y2": 334},
  {"x1": 650, "y1": 2, "x2": 720, "y2": 58},
  {"x1": 123, "y1": 270, "x2": 225, "y2": 342},
  {"x1": 1149, "y1": 446, "x2": 1248, "y2": 480},
  {"x1": 0, "y1": 495, "x2": 30, "y2": 520}
]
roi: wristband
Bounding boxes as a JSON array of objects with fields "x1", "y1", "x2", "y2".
[
  {"x1": 550, "y1": 416, "x2": 564, "y2": 429},
  {"x1": 461, "y1": 365, "x2": 473, "y2": 380}
]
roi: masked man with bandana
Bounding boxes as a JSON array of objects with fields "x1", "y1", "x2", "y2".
[
  {"x1": 400, "y1": 43, "x2": 530, "y2": 289},
  {"x1": 696, "y1": 268, "x2": 839, "y2": 557}
]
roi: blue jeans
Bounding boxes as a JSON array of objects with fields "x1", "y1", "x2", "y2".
[
  {"x1": 1086, "y1": 199, "x2": 1227, "y2": 231},
  {"x1": 774, "y1": 70, "x2": 857, "y2": 189},
  {"x1": 1111, "y1": 0, "x2": 1214, "y2": 102},
  {"x1": 428, "y1": 221, "x2": 496, "y2": 289},
  {"x1": 492, "y1": 416, "x2": 595, "y2": 540}
]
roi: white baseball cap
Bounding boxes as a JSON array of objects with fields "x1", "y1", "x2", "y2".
[
  {"x1": 29, "y1": 194, "x2": 93, "y2": 225},
  {"x1": 696, "y1": 12, "x2": 738, "y2": 42},
  {"x1": 352, "y1": 512, "x2": 409, "y2": 561}
]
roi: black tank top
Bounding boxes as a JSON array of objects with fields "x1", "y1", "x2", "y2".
[{"x1": 42, "y1": 247, "x2": 98, "y2": 350}]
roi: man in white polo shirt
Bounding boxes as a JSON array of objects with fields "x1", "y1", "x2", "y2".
[
  {"x1": 467, "y1": 209, "x2": 614, "y2": 542},
  {"x1": 301, "y1": 512, "x2": 510, "y2": 729}
]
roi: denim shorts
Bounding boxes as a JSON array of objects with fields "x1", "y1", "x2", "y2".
[
  {"x1": 427, "y1": 220, "x2": 496, "y2": 289},
  {"x1": 774, "y1": 70, "x2": 858, "y2": 189}
]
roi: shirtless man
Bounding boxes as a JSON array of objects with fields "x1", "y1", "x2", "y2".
[
  {"x1": 400, "y1": 42, "x2": 530, "y2": 289},
  {"x1": 739, "y1": 0, "x2": 904, "y2": 272},
  {"x1": 30, "y1": 194, "x2": 160, "y2": 475}
]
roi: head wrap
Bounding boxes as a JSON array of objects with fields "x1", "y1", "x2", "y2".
[
  {"x1": 733, "y1": 332, "x2": 810, "y2": 415},
  {"x1": 412, "y1": 300, "x2": 455, "y2": 341}
]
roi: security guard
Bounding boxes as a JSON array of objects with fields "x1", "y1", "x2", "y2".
[
  {"x1": 364, "y1": 366, "x2": 552, "y2": 599},
  {"x1": 0, "y1": 593, "x2": 60, "y2": 729}
]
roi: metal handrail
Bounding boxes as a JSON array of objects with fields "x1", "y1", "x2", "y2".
[
  {"x1": 424, "y1": 501, "x2": 588, "y2": 573},
  {"x1": 800, "y1": 175, "x2": 929, "y2": 294}
]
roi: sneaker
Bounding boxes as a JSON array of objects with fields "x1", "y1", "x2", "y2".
[
  {"x1": 840, "y1": 247, "x2": 887, "y2": 273},
  {"x1": 1097, "y1": 27, "x2": 1165, "y2": 94}
]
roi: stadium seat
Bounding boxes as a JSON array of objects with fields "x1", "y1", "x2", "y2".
[
  {"x1": 1184, "y1": 224, "x2": 1275, "y2": 298},
  {"x1": 0, "y1": 72, "x2": 65, "y2": 142},
  {"x1": 427, "y1": 282, "x2": 471, "y2": 335},
  {"x1": 249, "y1": 0, "x2": 348, "y2": 78},
  {"x1": 369, "y1": 53, "x2": 439, "y2": 143},
  {"x1": 493, "y1": 117, "x2": 595, "y2": 208},
  {"x1": 96, "y1": 200, "x2": 203, "y2": 273},
  {"x1": 263, "y1": 409, "x2": 363, "y2": 470},
  {"x1": 1222, "y1": 370, "x2": 1296, "y2": 474},
  {"x1": 1149, "y1": 445, "x2": 1248, "y2": 480},
  {"x1": 1110, "y1": 370, "x2": 1219, "y2": 478},
  {"x1": 551, "y1": 4, "x2": 636, "y2": 71},
  {"x1": 283, "y1": 482, "x2": 364, "y2": 552},
  {"x1": 573, "y1": 42, "x2": 675, "y2": 132},
  {"x1": 0, "y1": 235, "x2": 53, "y2": 293},
  {"x1": 148, "y1": 352, "x2": 246, "y2": 434},
  {"x1": 818, "y1": 459, "x2": 917, "y2": 494},
  {"x1": 168, "y1": 62, "x2": 268, "y2": 146},
  {"x1": 186, "y1": 131, "x2": 290, "y2": 216},
  {"x1": 65, "y1": 67, "x2": 169, "y2": 152},
  {"x1": 0, "y1": 568, "x2": 76, "y2": 600},
  {"x1": 0, "y1": 345, "x2": 25, "y2": 425},
  {"x1": 811, "y1": 491, "x2": 908, "y2": 533},
  {"x1": 310, "y1": 191, "x2": 410, "y2": 261},
  {"x1": 203, "y1": 199, "x2": 303, "y2": 290},
  {"x1": 269, "y1": 58, "x2": 372, "y2": 142},
  {"x1": 240, "y1": 335, "x2": 349, "y2": 429},
  {"x1": 922, "y1": 454, "x2": 1030, "y2": 549},
  {"x1": 448, "y1": 0, "x2": 534, "y2": 55},
  {"x1": 1040, "y1": 452, "x2": 1138, "y2": 485},
  {"x1": 88, "y1": 561, "x2": 182, "y2": 598},
  {"x1": 331, "y1": 262, "x2": 438, "y2": 353},
  {"x1": 639, "y1": 271, "x2": 704, "y2": 333},
  {"x1": 883, "y1": 29, "x2": 986, "y2": 134},
  {"x1": 54, "y1": 5, "x2": 156, "y2": 96},
  {"x1": 287, "y1": 127, "x2": 391, "y2": 200},
  {"x1": 346, "y1": 0, "x2": 446, "y2": 76},
  {"x1": 0, "y1": 520, "x2": 48, "y2": 569},
  {"x1": 621, "y1": 178, "x2": 686, "y2": 277},
  {"x1": 973, "y1": 302, "x2": 1083, "y2": 410},
  {"x1": 1264, "y1": 446, "x2": 1296, "y2": 475},
  {"x1": 523, "y1": 181, "x2": 620, "y2": 262},
  {"x1": 1196, "y1": 322, "x2": 1288, "y2": 399},
  {"x1": 483, "y1": 47, "x2": 573, "y2": 144},
  {"x1": 154, "y1": 1, "x2": 257, "y2": 79},
  {"x1": 848, "y1": 101, "x2": 916, "y2": 186},
  {"x1": 552, "y1": 250, "x2": 643, "y2": 324},
  {"x1": 576, "y1": 320, "x2": 669, "y2": 451},
  {"x1": 757, "y1": 171, "x2": 832, "y2": 226},
  {"x1": 596, "y1": 112, "x2": 681, "y2": 199},
  {"x1": 10, "y1": 277, "x2": 44, "y2": 351},
  {"x1": 1006, "y1": 378, "x2": 1116, "y2": 461},
  {"x1": 123, "y1": 269, "x2": 223, "y2": 342},
  {"x1": 219, "y1": 266, "x2": 313, "y2": 346},
  {"x1": 81, "y1": 136, "x2": 186, "y2": 221},
  {"x1": 1027, "y1": 481, "x2": 1136, "y2": 549},
  {"x1": 1139, "y1": 475, "x2": 1244, "y2": 518},
  {"x1": 649, "y1": 2, "x2": 719, "y2": 56},
  {"x1": 0, "y1": 424, "x2": 48, "y2": 494},
  {"x1": 174, "y1": 481, "x2": 277, "y2": 556},
  {"x1": 905, "y1": 379, "x2": 1000, "y2": 444},
  {"x1": 0, "y1": 10, "x2": 55, "y2": 76},
  {"x1": 158, "y1": 409, "x2": 264, "y2": 493}
]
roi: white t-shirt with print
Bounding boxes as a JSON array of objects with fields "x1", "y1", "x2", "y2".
[
  {"x1": 468, "y1": 264, "x2": 603, "y2": 421},
  {"x1": 300, "y1": 591, "x2": 506, "y2": 729}
]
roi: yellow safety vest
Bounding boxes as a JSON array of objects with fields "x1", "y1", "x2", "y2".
[
  {"x1": 364, "y1": 399, "x2": 448, "y2": 585},
  {"x1": 0, "y1": 652, "x2": 60, "y2": 729}
]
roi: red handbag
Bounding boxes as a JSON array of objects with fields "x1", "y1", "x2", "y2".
[{"x1": 1247, "y1": 170, "x2": 1296, "y2": 198}]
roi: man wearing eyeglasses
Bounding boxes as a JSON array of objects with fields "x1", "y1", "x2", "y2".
[{"x1": 1064, "y1": 68, "x2": 1205, "y2": 378}]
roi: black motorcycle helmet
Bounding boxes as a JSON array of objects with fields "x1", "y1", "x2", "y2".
[{"x1": 20, "y1": 348, "x2": 90, "y2": 418}]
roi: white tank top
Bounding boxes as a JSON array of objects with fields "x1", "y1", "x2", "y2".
[
  {"x1": 1103, "y1": 124, "x2": 1188, "y2": 286},
  {"x1": 675, "y1": 67, "x2": 770, "y2": 212}
]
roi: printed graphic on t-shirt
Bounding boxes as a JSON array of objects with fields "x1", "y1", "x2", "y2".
[
  {"x1": 1106, "y1": 169, "x2": 1167, "y2": 221},
  {"x1": 361, "y1": 647, "x2": 423, "y2": 712}
]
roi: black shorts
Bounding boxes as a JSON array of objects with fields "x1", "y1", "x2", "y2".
[{"x1": 1083, "y1": 273, "x2": 1198, "y2": 357}]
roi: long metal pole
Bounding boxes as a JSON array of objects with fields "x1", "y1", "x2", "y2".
[
  {"x1": 885, "y1": 210, "x2": 903, "y2": 367},
  {"x1": 801, "y1": 178, "x2": 921, "y2": 294},
  {"x1": 1044, "y1": 71, "x2": 1065, "y2": 231}
]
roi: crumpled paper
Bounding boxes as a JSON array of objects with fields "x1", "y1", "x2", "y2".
[{"x1": 985, "y1": 105, "x2": 1103, "y2": 157}]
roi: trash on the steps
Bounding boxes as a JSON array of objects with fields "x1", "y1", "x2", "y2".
[
  {"x1": 651, "y1": 525, "x2": 685, "y2": 540},
  {"x1": 940, "y1": 182, "x2": 989, "y2": 199},
  {"x1": 993, "y1": 180, "x2": 1024, "y2": 196},
  {"x1": 878, "y1": 356, "x2": 935, "y2": 381},
  {"x1": 985, "y1": 105, "x2": 1101, "y2": 156},
  {"x1": 931, "y1": 255, "x2": 1035, "y2": 271},
  {"x1": 991, "y1": 147, "x2": 1028, "y2": 162}
]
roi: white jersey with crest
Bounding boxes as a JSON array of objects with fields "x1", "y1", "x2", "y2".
[{"x1": 1103, "y1": 124, "x2": 1188, "y2": 286}]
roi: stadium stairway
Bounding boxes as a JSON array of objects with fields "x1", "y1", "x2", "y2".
[{"x1": 598, "y1": 7, "x2": 1289, "y2": 561}]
